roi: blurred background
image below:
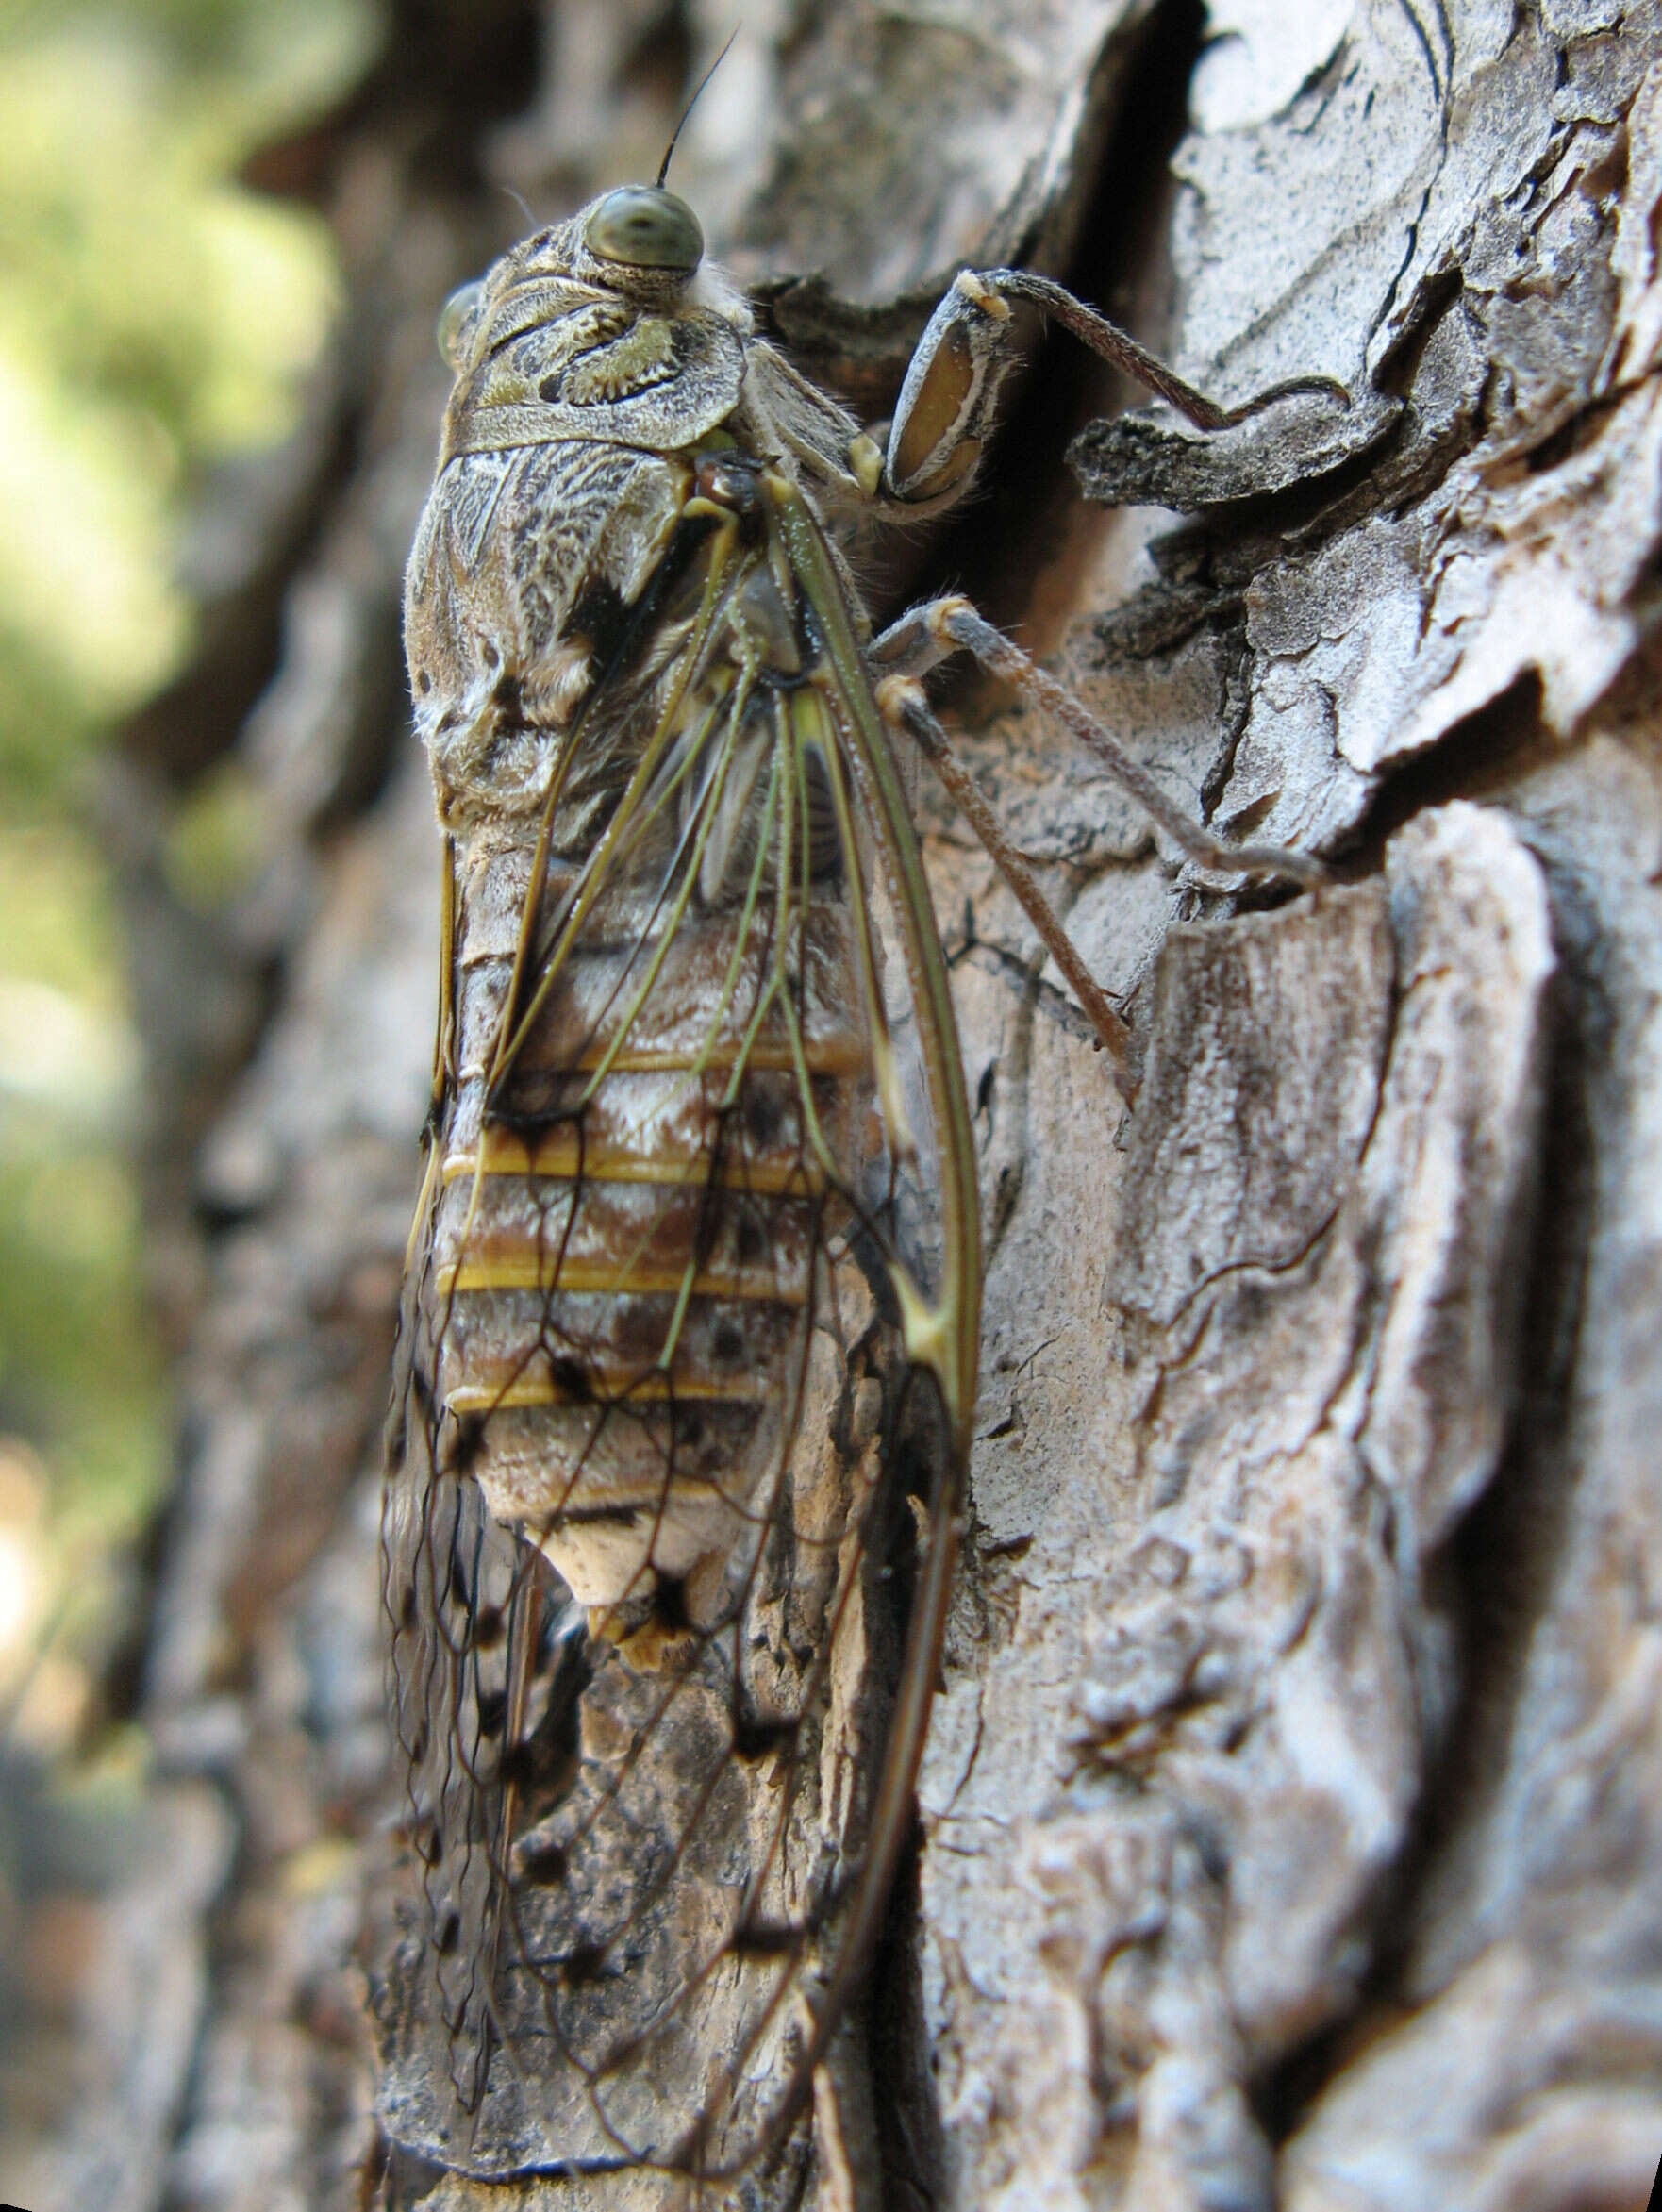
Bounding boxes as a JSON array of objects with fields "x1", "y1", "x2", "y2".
[
  {"x1": 0, "y1": 0, "x2": 383, "y2": 2181},
  {"x1": 0, "y1": 0, "x2": 377, "y2": 1724}
]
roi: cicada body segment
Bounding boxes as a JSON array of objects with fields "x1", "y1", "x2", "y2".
[{"x1": 377, "y1": 196, "x2": 980, "y2": 2193}]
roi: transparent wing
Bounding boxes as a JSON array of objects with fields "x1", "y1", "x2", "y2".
[{"x1": 377, "y1": 468, "x2": 978, "y2": 2196}]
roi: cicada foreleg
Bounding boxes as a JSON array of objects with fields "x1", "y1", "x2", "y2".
[{"x1": 876, "y1": 263, "x2": 1350, "y2": 509}]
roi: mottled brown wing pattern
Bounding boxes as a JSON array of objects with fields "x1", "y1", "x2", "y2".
[{"x1": 376, "y1": 192, "x2": 980, "y2": 2195}]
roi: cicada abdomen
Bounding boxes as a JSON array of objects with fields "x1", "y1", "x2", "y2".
[{"x1": 376, "y1": 183, "x2": 980, "y2": 2196}]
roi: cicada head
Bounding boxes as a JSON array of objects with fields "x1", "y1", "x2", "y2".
[{"x1": 433, "y1": 185, "x2": 708, "y2": 388}]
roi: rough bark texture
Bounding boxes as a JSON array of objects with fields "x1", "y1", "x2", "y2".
[{"x1": 13, "y1": 1, "x2": 1662, "y2": 2207}]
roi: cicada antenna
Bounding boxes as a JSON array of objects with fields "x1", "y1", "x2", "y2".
[{"x1": 656, "y1": 27, "x2": 740, "y2": 189}]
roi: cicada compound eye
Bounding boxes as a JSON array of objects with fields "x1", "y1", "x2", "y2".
[
  {"x1": 436, "y1": 279, "x2": 484, "y2": 369},
  {"x1": 584, "y1": 186, "x2": 703, "y2": 274}
]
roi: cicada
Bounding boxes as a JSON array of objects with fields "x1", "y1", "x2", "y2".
[{"x1": 374, "y1": 167, "x2": 1328, "y2": 2202}]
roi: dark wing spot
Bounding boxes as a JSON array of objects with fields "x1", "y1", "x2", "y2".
[
  {"x1": 731, "y1": 1711, "x2": 800, "y2": 1762},
  {"x1": 448, "y1": 1413, "x2": 488, "y2": 1475},
  {"x1": 516, "y1": 1838, "x2": 569, "y2": 1886},
  {"x1": 561, "y1": 1940, "x2": 607, "y2": 1986},
  {"x1": 549, "y1": 1354, "x2": 592, "y2": 1402},
  {"x1": 730, "y1": 1917, "x2": 804, "y2": 1961}
]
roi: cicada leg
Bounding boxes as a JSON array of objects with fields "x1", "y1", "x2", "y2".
[
  {"x1": 873, "y1": 597, "x2": 1327, "y2": 892},
  {"x1": 872, "y1": 667, "x2": 1134, "y2": 1073},
  {"x1": 878, "y1": 263, "x2": 1350, "y2": 509},
  {"x1": 869, "y1": 598, "x2": 1327, "y2": 1087},
  {"x1": 826, "y1": 251, "x2": 1338, "y2": 1078}
]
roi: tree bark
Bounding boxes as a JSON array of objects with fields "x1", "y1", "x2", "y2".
[{"x1": 20, "y1": 2, "x2": 1662, "y2": 2207}]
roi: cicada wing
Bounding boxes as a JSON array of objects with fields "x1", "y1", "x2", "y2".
[
  {"x1": 377, "y1": 1156, "x2": 536, "y2": 2144},
  {"x1": 376, "y1": 482, "x2": 978, "y2": 2195}
]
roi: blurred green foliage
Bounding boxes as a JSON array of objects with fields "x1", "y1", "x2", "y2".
[{"x1": 0, "y1": 0, "x2": 378, "y2": 1687}]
